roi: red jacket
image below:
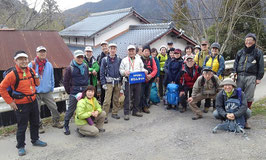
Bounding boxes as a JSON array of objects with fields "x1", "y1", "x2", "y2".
[
  {"x1": 180, "y1": 64, "x2": 201, "y2": 91},
  {"x1": 141, "y1": 57, "x2": 157, "y2": 82}
]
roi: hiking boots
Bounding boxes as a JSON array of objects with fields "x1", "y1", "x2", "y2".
[
  {"x1": 18, "y1": 148, "x2": 26, "y2": 156},
  {"x1": 203, "y1": 107, "x2": 209, "y2": 113},
  {"x1": 111, "y1": 114, "x2": 120, "y2": 119},
  {"x1": 104, "y1": 118, "x2": 108, "y2": 124},
  {"x1": 180, "y1": 107, "x2": 186, "y2": 113},
  {"x1": 244, "y1": 122, "x2": 251, "y2": 129},
  {"x1": 63, "y1": 125, "x2": 70, "y2": 135},
  {"x1": 32, "y1": 140, "x2": 47, "y2": 147},
  {"x1": 39, "y1": 124, "x2": 45, "y2": 134},
  {"x1": 99, "y1": 128, "x2": 106, "y2": 133},
  {"x1": 192, "y1": 115, "x2": 203, "y2": 120},
  {"x1": 52, "y1": 121, "x2": 64, "y2": 129},
  {"x1": 143, "y1": 107, "x2": 150, "y2": 114},
  {"x1": 132, "y1": 112, "x2": 143, "y2": 117},
  {"x1": 124, "y1": 115, "x2": 130, "y2": 121},
  {"x1": 166, "y1": 105, "x2": 172, "y2": 110}
]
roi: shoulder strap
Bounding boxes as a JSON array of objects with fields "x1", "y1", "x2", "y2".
[
  {"x1": 12, "y1": 68, "x2": 19, "y2": 91},
  {"x1": 29, "y1": 68, "x2": 36, "y2": 86},
  {"x1": 236, "y1": 88, "x2": 242, "y2": 106},
  {"x1": 31, "y1": 60, "x2": 36, "y2": 70},
  {"x1": 150, "y1": 57, "x2": 153, "y2": 67}
]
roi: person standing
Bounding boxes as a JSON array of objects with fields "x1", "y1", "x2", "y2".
[
  {"x1": 83, "y1": 46, "x2": 99, "y2": 96},
  {"x1": 100, "y1": 43, "x2": 122, "y2": 123},
  {"x1": 63, "y1": 50, "x2": 89, "y2": 135},
  {"x1": 0, "y1": 51, "x2": 47, "y2": 156},
  {"x1": 157, "y1": 45, "x2": 168, "y2": 98},
  {"x1": 97, "y1": 41, "x2": 109, "y2": 105},
  {"x1": 140, "y1": 45, "x2": 157, "y2": 113},
  {"x1": 29, "y1": 46, "x2": 63, "y2": 134},
  {"x1": 233, "y1": 33, "x2": 264, "y2": 129},
  {"x1": 120, "y1": 45, "x2": 147, "y2": 120}
]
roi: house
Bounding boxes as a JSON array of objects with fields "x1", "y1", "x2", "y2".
[
  {"x1": 59, "y1": 7, "x2": 149, "y2": 51},
  {"x1": 0, "y1": 29, "x2": 73, "y2": 88},
  {"x1": 93, "y1": 22, "x2": 197, "y2": 58}
]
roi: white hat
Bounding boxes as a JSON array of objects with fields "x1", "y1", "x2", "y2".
[
  {"x1": 14, "y1": 51, "x2": 28, "y2": 60},
  {"x1": 109, "y1": 43, "x2": 117, "y2": 48},
  {"x1": 127, "y1": 45, "x2": 136, "y2": 50},
  {"x1": 220, "y1": 78, "x2": 237, "y2": 88},
  {"x1": 100, "y1": 41, "x2": 108, "y2": 46},
  {"x1": 73, "y1": 50, "x2": 84, "y2": 58},
  {"x1": 84, "y1": 46, "x2": 93, "y2": 52},
  {"x1": 36, "y1": 46, "x2": 47, "y2": 52},
  {"x1": 160, "y1": 45, "x2": 167, "y2": 50}
]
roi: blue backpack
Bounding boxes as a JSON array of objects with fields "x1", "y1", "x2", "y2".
[
  {"x1": 166, "y1": 83, "x2": 179, "y2": 105},
  {"x1": 149, "y1": 82, "x2": 160, "y2": 104}
]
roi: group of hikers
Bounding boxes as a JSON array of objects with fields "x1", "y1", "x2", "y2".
[{"x1": 0, "y1": 33, "x2": 264, "y2": 156}]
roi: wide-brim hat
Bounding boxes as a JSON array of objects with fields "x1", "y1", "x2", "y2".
[{"x1": 220, "y1": 78, "x2": 237, "y2": 88}]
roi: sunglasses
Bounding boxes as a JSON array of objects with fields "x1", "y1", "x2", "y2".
[{"x1": 201, "y1": 44, "x2": 207, "y2": 46}]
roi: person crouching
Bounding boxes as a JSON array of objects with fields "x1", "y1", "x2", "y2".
[{"x1": 75, "y1": 85, "x2": 106, "y2": 137}]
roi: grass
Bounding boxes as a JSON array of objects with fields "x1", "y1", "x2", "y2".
[
  {"x1": 0, "y1": 113, "x2": 65, "y2": 137},
  {"x1": 252, "y1": 97, "x2": 266, "y2": 116}
]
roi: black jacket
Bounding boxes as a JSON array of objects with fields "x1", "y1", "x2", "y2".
[
  {"x1": 233, "y1": 45, "x2": 264, "y2": 80},
  {"x1": 215, "y1": 89, "x2": 247, "y2": 118}
]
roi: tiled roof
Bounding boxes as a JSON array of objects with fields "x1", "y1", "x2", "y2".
[
  {"x1": 60, "y1": 7, "x2": 148, "y2": 37},
  {"x1": 92, "y1": 22, "x2": 174, "y2": 58}
]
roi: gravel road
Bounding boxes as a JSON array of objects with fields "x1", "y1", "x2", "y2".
[{"x1": 0, "y1": 102, "x2": 266, "y2": 160}]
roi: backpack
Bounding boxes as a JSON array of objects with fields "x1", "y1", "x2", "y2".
[
  {"x1": 166, "y1": 83, "x2": 179, "y2": 105},
  {"x1": 141, "y1": 57, "x2": 155, "y2": 82},
  {"x1": 3, "y1": 67, "x2": 36, "y2": 99},
  {"x1": 223, "y1": 88, "x2": 245, "y2": 128},
  {"x1": 149, "y1": 82, "x2": 160, "y2": 104}
]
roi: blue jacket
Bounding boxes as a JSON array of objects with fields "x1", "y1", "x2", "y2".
[
  {"x1": 28, "y1": 60, "x2": 54, "y2": 93},
  {"x1": 100, "y1": 55, "x2": 121, "y2": 85},
  {"x1": 166, "y1": 57, "x2": 183, "y2": 84},
  {"x1": 63, "y1": 60, "x2": 89, "y2": 95}
]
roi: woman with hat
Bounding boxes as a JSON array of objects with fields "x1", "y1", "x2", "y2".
[
  {"x1": 203, "y1": 42, "x2": 225, "y2": 80},
  {"x1": 214, "y1": 78, "x2": 251, "y2": 129}
]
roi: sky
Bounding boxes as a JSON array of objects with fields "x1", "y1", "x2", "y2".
[{"x1": 25, "y1": 0, "x2": 102, "y2": 11}]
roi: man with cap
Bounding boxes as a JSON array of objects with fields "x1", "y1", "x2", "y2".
[
  {"x1": 97, "y1": 41, "x2": 109, "y2": 105},
  {"x1": 203, "y1": 42, "x2": 225, "y2": 80},
  {"x1": 100, "y1": 43, "x2": 122, "y2": 123},
  {"x1": 167, "y1": 41, "x2": 174, "y2": 54},
  {"x1": 28, "y1": 46, "x2": 63, "y2": 134},
  {"x1": 232, "y1": 33, "x2": 264, "y2": 128},
  {"x1": 194, "y1": 40, "x2": 212, "y2": 113},
  {"x1": 157, "y1": 45, "x2": 168, "y2": 98},
  {"x1": 213, "y1": 78, "x2": 251, "y2": 127},
  {"x1": 188, "y1": 67, "x2": 220, "y2": 120},
  {"x1": 63, "y1": 50, "x2": 89, "y2": 135},
  {"x1": 120, "y1": 45, "x2": 147, "y2": 120},
  {"x1": 0, "y1": 51, "x2": 47, "y2": 156},
  {"x1": 140, "y1": 45, "x2": 158, "y2": 113},
  {"x1": 83, "y1": 46, "x2": 99, "y2": 90},
  {"x1": 179, "y1": 55, "x2": 201, "y2": 113}
]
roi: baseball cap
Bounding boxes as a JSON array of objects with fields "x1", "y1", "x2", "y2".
[
  {"x1": 101, "y1": 41, "x2": 108, "y2": 46},
  {"x1": 36, "y1": 46, "x2": 47, "y2": 52},
  {"x1": 127, "y1": 45, "x2": 136, "y2": 50},
  {"x1": 109, "y1": 43, "x2": 117, "y2": 48},
  {"x1": 84, "y1": 46, "x2": 93, "y2": 52},
  {"x1": 73, "y1": 50, "x2": 84, "y2": 58}
]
